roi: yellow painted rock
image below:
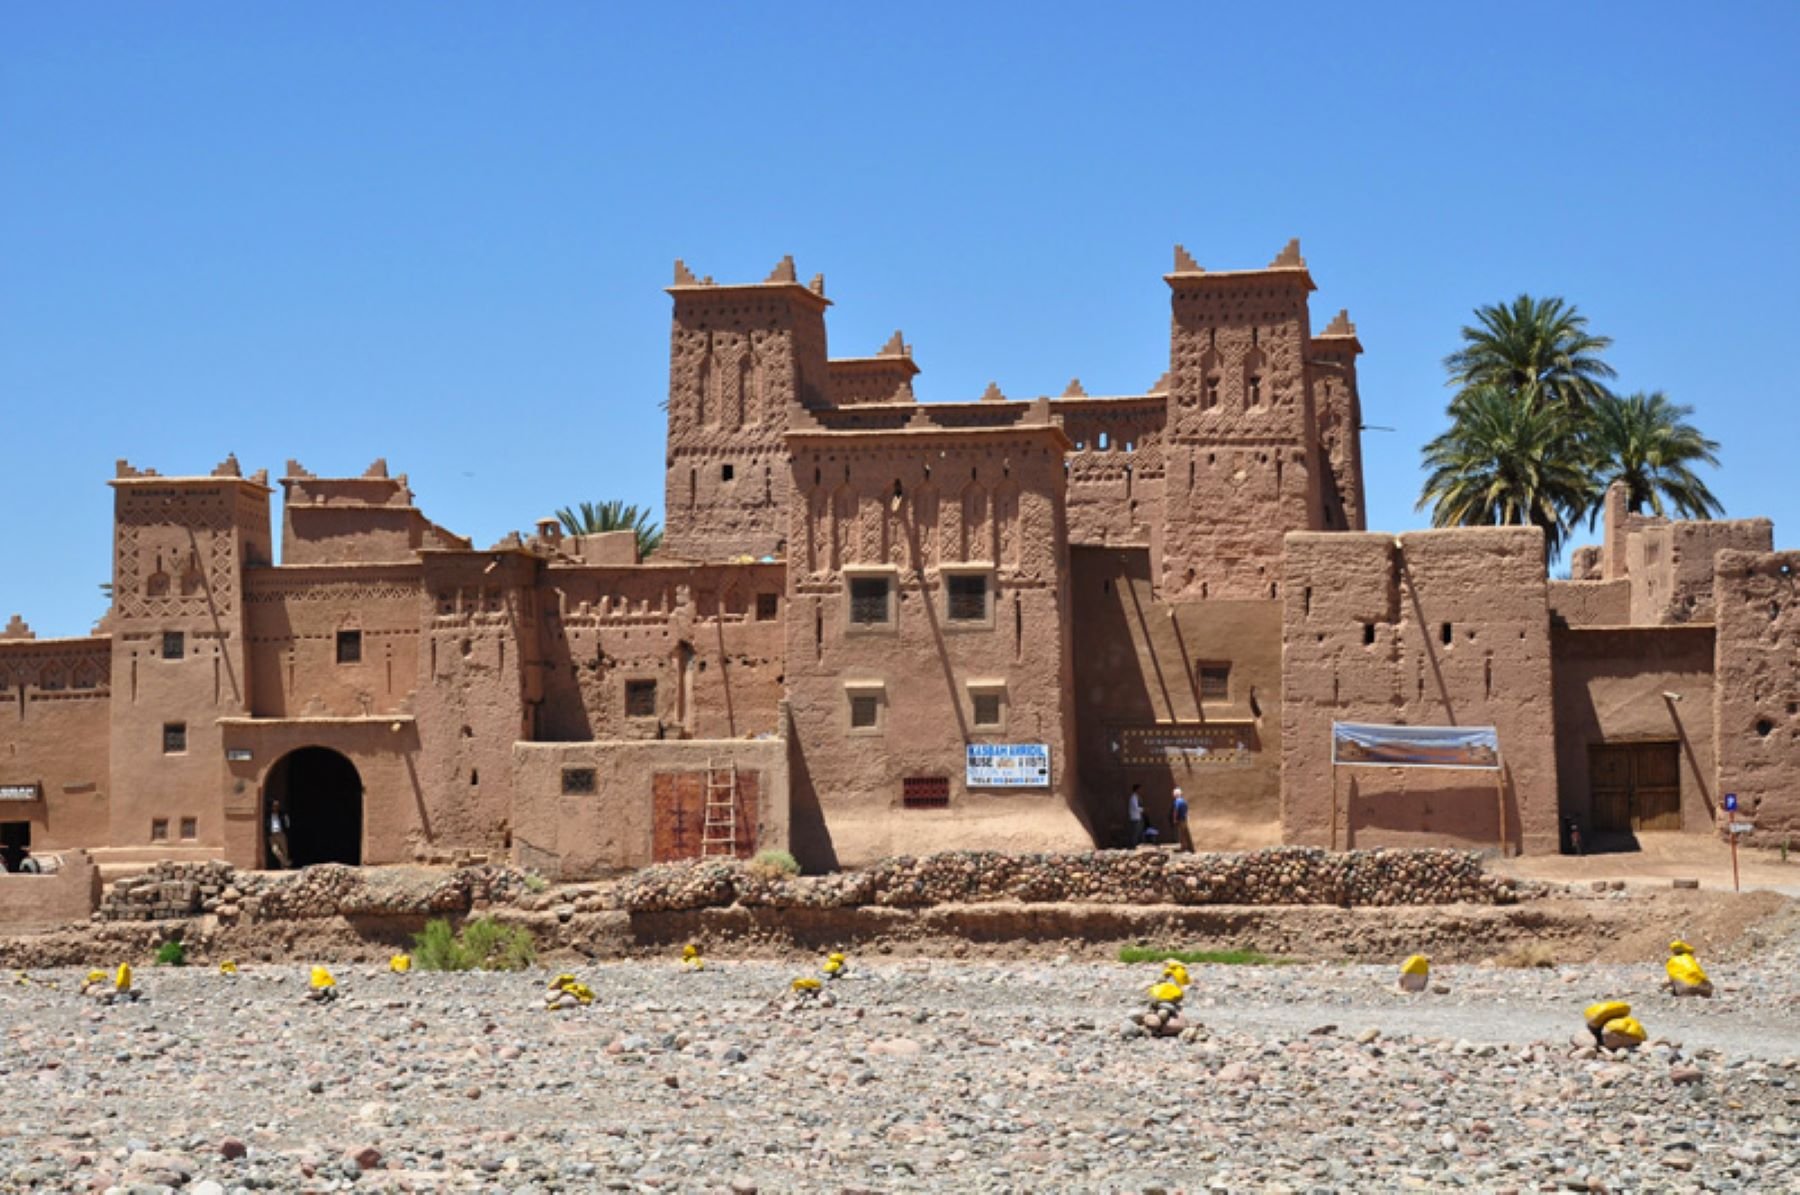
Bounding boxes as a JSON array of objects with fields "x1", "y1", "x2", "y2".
[
  {"x1": 1666, "y1": 949, "x2": 1712, "y2": 997},
  {"x1": 1398, "y1": 954, "x2": 1429, "y2": 992},
  {"x1": 548, "y1": 972, "x2": 578, "y2": 990},
  {"x1": 1162, "y1": 961, "x2": 1191, "y2": 987},
  {"x1": 1585, "y1": 1000, "x2": 1631, "y2": 1032},
  {"x1": 390, "y1": 954, "x2": 412, "y2": 974},
  {"x1": 1148, "y1": 981, "x2": 1185, "y2": 1005},
  {"x1": 219, "y1": 960, "x2": 238, "y2": 976},
  {"x1": 791, "y1": 976, "x2": 822, "y2": 992},
  {"x1": 114, "y1": 963, "x2": 133, "y2": 993},
  {"x1": 681, "y1": 944, "x2": 701, "y2": 961},
  {"x1": 309, "y1": 966, "x2": 336, "y2": 990},
  {"x1": 1601, "y1": 1015, "x2": 1647, "y2": 1050}
]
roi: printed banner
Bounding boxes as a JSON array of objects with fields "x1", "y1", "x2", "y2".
[
  {"x1": 1331, "y1": 722, "x2": 1501, "y2": 770},
  {"x1": 0, "y1": 783, "x2": 41, "y2": 801},
  {"x1": 1118, "y1": 725, "x2": 1256, "y2": 767},
  {"x1": 966, "y1": 743, "x2": 1051, "y2": 788}
]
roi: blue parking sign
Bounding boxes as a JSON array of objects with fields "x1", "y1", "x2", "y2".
[{"x1": 1724, "y1": 793, "x2": 1738, "y2": 812}]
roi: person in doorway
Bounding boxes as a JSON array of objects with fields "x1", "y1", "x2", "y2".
[
  {"x1": 1171, "y1": 785, "x2": 1193, "y2": 853},
  {"x1": 1126, "y1": 784, "x2": 1145, "y2": 848},
  {"x1": 267, "y1": 796, "x2": 292, "y2": 870},
  {"x1": 0, "y1": 842, "x2": 24, "y2": 873}
]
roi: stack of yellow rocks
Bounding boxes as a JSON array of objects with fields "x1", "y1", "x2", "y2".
[
  {"x1": 545, "y1": 972, "x2": 594, "y2": 1011},
  {"x1": 1583, "y1": 1000, "x2": 1647, "y2": 1051}
]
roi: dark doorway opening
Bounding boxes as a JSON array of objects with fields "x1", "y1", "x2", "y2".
[
  {"x1": 1, "y1": 821, "x2": 30, "y2": 872},
  {"x1": 264, "y1": 747, "x2": 363, "y2": 868}
]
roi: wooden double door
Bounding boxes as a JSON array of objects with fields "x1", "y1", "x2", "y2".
[
  {"x1": 651, "y1": 770, "x2": 758, "y2": 862},
  {"x1": 1588, "y1": 741, "x2": 1681, "y2": 832}
]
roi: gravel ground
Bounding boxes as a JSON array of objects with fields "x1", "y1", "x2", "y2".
[{"x1": 3, "y1": 947, "x2": 1798, "y2": 1194}]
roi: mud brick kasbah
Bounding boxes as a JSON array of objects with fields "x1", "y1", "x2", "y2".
[{"x1": 3, "y1": 241, "x2": 1797, "y2": 898}]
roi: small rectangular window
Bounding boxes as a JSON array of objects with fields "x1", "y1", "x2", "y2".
[
  {"x1": 162, "y1": 722, "x2": 187, "y2": 754},
  {"x1": 1200, "y1": 665, "x2": 1230, "y2": 700},
  {"x1": 179, "y1": 817, "x2": 198, "y2": 841},
  {"x1": 849, "y1": 694, "x2": 881, "y2": 729},
  {"x1": 755, "y1": 592, "x2": 780, "y2": 621},
  {"x1": 721, "y1": 463, "x2": 735, "y2": 481},
  {"x1": 150, "y1": 818, "x2": 169, "y2": 842},
  {"x1": 561, "y1": 767, "x2": 597, "y2": 795},
  {"x1": 336, "y1": 629, "x2": 363, "y2": 663},
  {"x1": 946, "y1": 574, "x2": 990, "y2": 623},
  {"x1": 848, "y1": 576, "x2": 892, "y2": 625},
  {"x1": 625, "y1": 679, "x2": 657, "y2": 718},
  {"x1": 161, "y1": 631, "x2": 184, "y2": 660},
  {"x1": 902, "y1": 776, "x2": 950, "y2": 809},
  {"x1": 972, "y1": 692, "x2": 1002, "y2": 727}
]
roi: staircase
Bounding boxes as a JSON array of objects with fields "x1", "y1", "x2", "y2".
[{"x1": 701, "y1": 759, "x2": 740, "y2": 859}]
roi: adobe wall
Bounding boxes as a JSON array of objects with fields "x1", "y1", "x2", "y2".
[
  {"x1": 536, "y1": 561, "x2": 786, "y2": 742},
  {"x1": 1069, "y1": 547, "x2": 1281, "y2": 844},
  {"x1": 280, "y1": 462, "x2": 467, "y2": 564},
  {"x1": 1160, "y1": 250, "x2": 1327, "y2": 601},
  {"x1": 1550, "y1": 625, "x2": 1717, "y2": 833},
  {"x1": 412, "y1": 551, "x2": 540, "y2": 855},
  {"x1": 1054, "y1": 396, "x2": 1166, "y2": 550},
  {"x1": 510, "y1": 737, "x2": 788, "y2": 878},
  {"x1": 244, "y1": 564, "x2": 424, "y2": 718},
  {"x1": 1547, "y1": 580, "x2": 1632, "y2": 628},
  {"x1": 1282, "y1": 528, "x2": 1559, "y2": 854},
  {"x1": 0, "y1": 850, "x2": 101, "y2": 928},
  {"x1": 1628, "y1": 519, "x2": 1774, "y2": 625},
  {"x1": 104, "y1": 470, "x2": 268, "y2": 860},
  {"x1": 1713, "y1": 550, "x2": 1800, "y2": 838},
  {"x1": 0, "y1": 634, "x2": 112, "y2": 850},
  {"x1": 661, "y1": 268, "x2": 832, "y2": 561},
  {"x1": 217, "y1": 717, "x2": 425, "y2": 867},
  {"x1": 784, "y1": 422, "x2": 1088, "y2": 870},
  {"x1": 1308, "y1": 312, "x2": 1366, "y2": 532}
]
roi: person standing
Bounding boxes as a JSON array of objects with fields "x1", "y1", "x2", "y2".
[
  {"x1": 267, "y1": 796, "x2": 292, "y2": 870},
  {"x1": 1126, "y1": 784, "x2": 1145, "y2": 848},
  {"x1": 1171, "y1": 785, "x2": 1193, "y2": 853}
]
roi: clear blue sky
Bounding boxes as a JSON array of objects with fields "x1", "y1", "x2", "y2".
[{"x1": 4, "y1": 4, "x2": 1796, "y2": 638}]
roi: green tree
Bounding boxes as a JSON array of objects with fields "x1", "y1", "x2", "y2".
[
  {"x1": 1586, "y1": 390, "x2": 1723, "y2": 520},
  {"x1": 1444, "y1": 294, "x2": 1617, "y2": 410},
  {"x1": 555, "y1": 500, "x2": 663, "y2": 558},
  {"x1": 1416, "y1": 385, "x2": 1599, "y2": 558}
]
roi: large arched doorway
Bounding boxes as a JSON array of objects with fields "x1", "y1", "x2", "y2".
[{"x1": 263, "y1": 747, "x2": 363, "y2": 868}]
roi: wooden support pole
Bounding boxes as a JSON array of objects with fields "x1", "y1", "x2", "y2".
[
  {"x1": 1495, "y1": 760, "x2": 1510, "y2": 858},
  {"x1": 1331, "y1": 764, "x2": 1340, "y2": 853}
]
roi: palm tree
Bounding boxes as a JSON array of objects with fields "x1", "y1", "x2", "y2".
[
  {"x1": 556, "y1": 500, "x2": 663, "y2": 559},
  {"x1": 1587, "y1": 390, "x2": 1723, "y2": 520},
  {"x1": 1417, "y1": 385, "x2": 1599, "y2": 558},
  {"x1": 1444, "y1": 295, "x2": 1617, "y2": 410}
]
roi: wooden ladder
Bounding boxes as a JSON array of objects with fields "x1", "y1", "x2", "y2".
[{"x1": 701, "y1": 758, "x2": 739, "y2": 859}]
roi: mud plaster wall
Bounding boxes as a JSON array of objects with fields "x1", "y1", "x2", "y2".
[
  {"x1": 1548, "y1": 580, "x2": 1632, "y2": 628},
  {"x1": 1282, "y1": 528, "x2": 1558, "y2": 853},
  {"x1": 1713, "y1": 550, "x2": 1800, "y2": 838},
  {"x1": 106, "y1": 479, "x2": 266, "y2": 855},
  {"x1": 245, "y1": 565, "x2": 423, "y2": 719},
  {"x1": 219, "y1": 718, "x2": 424, "y2": 867},
  {"x1": 413, "y1": 553, "x2": 538, "y2": 856},
  {"x1": 1306, "y1": 338, "x2": 1364, "y2": 532},
  {"x1": 510, "y1": 738, "x2": 788, "y2": 878},
  {"x1": 1550, "y1": 625, "x2": 1717, "y2": 833},
  {"x1": 1161, "y1": 270, "x2": 1325, "y2": 601},
  {"x1": 536, "y1": 563, "x2": 785, "y2": 743},
  {"x1": 1628, "y1": 519, "x2": 1773, "y2": 626},
  {"x1": 662, "y1": 284, "x2": 830, "y2": 561},
  {"x1": 0, "y1": 638, "x2": 112, "y2": 850},
  {"x1": 0, "y1": 851, "x2": 100, "y2": 927},
  {"x1": 784, "y1": 430, "x2": 1087, "y2": 870},
  {"x1": 1069, "y1": 546, "x2": 1280, "y2": 845},
  {"x1": 1054, "y1": 398, "x2": 1167, "y2": 550}
]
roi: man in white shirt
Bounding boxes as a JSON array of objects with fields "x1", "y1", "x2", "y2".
[{"x1": 1126, "y1": 784, "x2": 1145, "y2": 847}]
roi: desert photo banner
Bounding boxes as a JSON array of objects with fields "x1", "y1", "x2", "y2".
[{"x1": 1330, "y1": 722, "x2": 1501, "y2": 770}]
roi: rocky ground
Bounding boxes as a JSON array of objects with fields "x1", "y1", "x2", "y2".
[{"x1": 3, "y1": 933, "x2": 1799, "y2": 1194}]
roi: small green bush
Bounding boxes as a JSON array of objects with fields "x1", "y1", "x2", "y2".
[
  {"x1": 412, "y1": 917, "x2": 536, "y2": 972},
  {"x1": 749, "y1": 849, "x2": 800, "y2": 878},
  {"x1": 523, "y1": 871, "x2": 550, "y2": 894},
  {"x1": 1118, "y1": 945, "x2": 1292, "y2": 966},
  {"x1": 154, "y1": 940, "x2": 186, "y2": 967}
]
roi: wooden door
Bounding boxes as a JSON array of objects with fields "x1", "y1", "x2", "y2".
[
  {"x1": 1587, "y1": 742, "x2": 1681, "y2": 833},
  {"x1": 1632, "y1": 742, "x2": 1682, "y2": 831},
  {"x1": 652, "y1": 773, "x2": 704, "y2": 862}
]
